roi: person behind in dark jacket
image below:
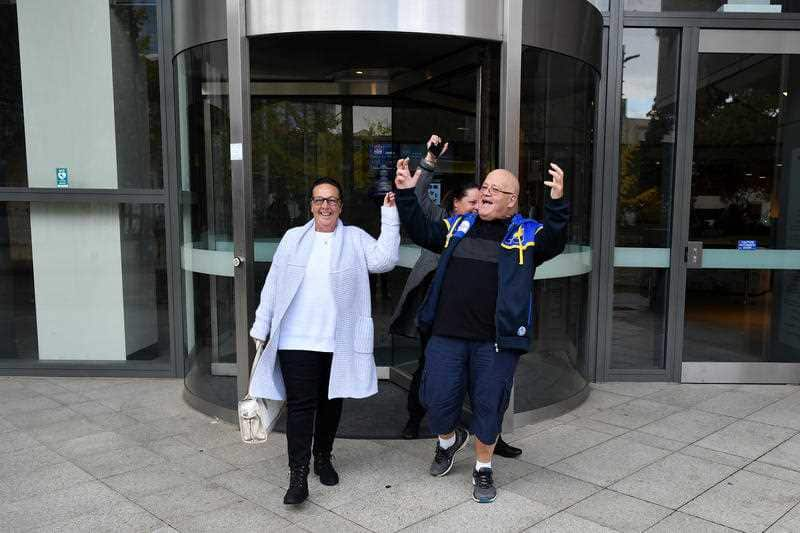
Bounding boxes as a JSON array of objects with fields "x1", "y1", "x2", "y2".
[
  {"x1": 394, "y1": 154, "x2": 568, "y2": 504},
  {"x1": 389, "y1": 136, "x2": 523, "y2": 460}
]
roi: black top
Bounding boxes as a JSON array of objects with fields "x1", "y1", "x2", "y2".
[{"x1": 432, "y1": 217, "x2": 510, "y2": 340}]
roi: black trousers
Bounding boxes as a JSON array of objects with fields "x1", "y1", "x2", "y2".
[
  {"x1": 278, "y1": 350, "x2": 343, "y2": 469},
  {"x1": 407, "y1": 330, "x2": 431, "y2": 421}
]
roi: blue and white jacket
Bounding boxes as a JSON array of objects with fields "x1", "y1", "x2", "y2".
[{"x1": 395, "y1": 187, "x2": 569, "y2": 352}]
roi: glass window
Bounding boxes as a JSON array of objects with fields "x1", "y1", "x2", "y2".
[
  {"x1": 684, "y1": 48, "x2": 800, "y2": 363},
  {"x1": 589, "y1": 0, "x2": 611, "y2": 11},
  {"x1": 625, "y1": 0, "x2": 799, "y2": 13},
  {"x1": 4, "y1": 0, "x2": 162, "y2": 188},
  {"x1": 610, "y1": 28, "x2": 681, "y2": 370},
  {"x1": 174, "y1": 41, "x2": 234, "y2": 409},
  {"x1": 516, "y1": 46, "x2": 598, "y2": 410},
  {"x1": 0, "y1": 202, "x2": 170, "y2": 368}
]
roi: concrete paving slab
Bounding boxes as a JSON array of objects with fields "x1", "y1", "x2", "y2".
[
  {"x1": 681, "y1": 470, "x2": 800, "y2": 533},
  {"x1": 205, "y1": 432, "x2": 288, "y2": 466},
  {"x1": 102, "y1": 463, "x2": 201, "y2": 499},
  {"x1": 695, "y1": 419, "x2": 796, "y2": 459},
  {"x1": 760, "y1": 434, "x2": 800, "y2": 473},
  {"x1": 211, "y1": 468, "x2": 329, "y2": 523},
  {"x1": 171, "y1": 499, "x2": 292, "y2": 532},
  {"x1": 695, "y1": 390, "x2": 781, "y2": 418},
  {"x1": 0, "y1": 428, "x2": 37, "y2": 454},
  {"x1": 145, "y1": 435, "x2": 203, "y2": 459},
  {"x1": 637, "y1": 409, "x2": 736, "y2": 444},
  {"x1": 623, "y1": 430, "x2": 686, "y2": 452},
  {"x1": 767, "y1": 503, "x2": 800, "y2": 533},
  {"x1": 74, "y1": 444, "x2": 167, "y2": 478},
  {"x1": 332, "y1": 473, "x2": 470, "y2": 532},
  {"x1": 3, "y1": 405, "x2": 83, "y2": 429},
  {"x1": 26, "y1": 417, "x2": 104, "y2": 446},
  {"x1": 610, "y1": 453, "x2": 736, "y2": 509},
  {"x1": 455, "y1": 453, "x2": 540, "y2": 486},
  {"x1": 504, "y1": 467, "x2": 602, "y2": 510},
  {"x1": 590, "y1": 381, "x2": 672, "y2": 398},
  {"x1": 29, "y1": 500, "x2": 163, "y2": 533},
  {"x1": 566, "y1": 417, "x2": 630, "y2": 437},
  {"x1": 587, "y1": 399, "x2": 682, "y2": 430},
  {"x1": 647, "y1": 512, "x2": 738, "y2": 533},
  {"x1": 644, "y1": 384, "x2": 731, "y2": 409},
  {"x1": 549, "y1": 435, "x2": 671, "y2": 487},
  {"x1": 403, "y1": 490, "x2": 556, "y2": 533},
  {"x1": 514, "y1": 424, "x2": 615, "y2": 467},
  {"x1": 746, "y1": 394, "x2": 800, "y2": 431},
  {"x1": 52, "y1": 430, "x2": 138, "y2": 459},
  {"x1": 744, "y1": 461, "x2": 800, "y2": 486},
  {"x1": 680, "y1": 444, "x2": 751, "y2": 469},
  {"x1": 0, "y1": 480, "x2": 128, "y2": 531},
  {"x1": 524, "y1": 511, "x2": 619, "y2": 532},
  {"x1": 293, "y1": 510, "x2": 371, "y2": 533},
  {"x1": 0, "y1": 444, "x2": 66, "y2": 477},
  {"x1": 567, "y1": 489, "x2": 671, "y2": 532},
  {"x1": 0, "y1": 461, "x2": 94, "y2": 504},
  {"x1": 133, "y1": 480, "x2": 244, "y2": 523}
]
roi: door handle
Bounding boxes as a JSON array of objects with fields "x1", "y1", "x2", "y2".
[
  {"x1": 233, "y1": 256, "x2": 244, "y2": 268},
  {"x1": 686, "y1": 241, "x2": 703, "y2": 268}
]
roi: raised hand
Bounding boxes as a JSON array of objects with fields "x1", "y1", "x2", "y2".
[
  {"x1": 383, "y1": 192, "x2": 396, "y2": 207},
  {"x1": 394, "y1": 157, "x2": 421, "y2": 190},
  {"x1": 424, "y1": 134, "x2": 449, "y2": 164},
  {"x1": 544, "y1": 163, "x2": 565, "y2": 200}
]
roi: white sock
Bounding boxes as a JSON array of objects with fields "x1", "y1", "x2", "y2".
[
  {"x1": 475, "y1": 460, "x2": 492, "y2": 471},
  {"x1": 439, "y1": 434, "x2": 456, "y2": 450}
]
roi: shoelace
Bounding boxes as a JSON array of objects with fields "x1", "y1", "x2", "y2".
[
  {"x1": 434, "y1": 444, "x2": 449, "y2": 463},
  {"x1": 475, "y1": 469, "x2": 493, "y2": 488},
  {"x1": 289, "y1": 467, "x2": 308, "y2": 485}
]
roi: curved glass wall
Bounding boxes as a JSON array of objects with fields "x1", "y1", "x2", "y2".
[
  {"x1": 174, "y1": 41, "x2": 236, "y2": 409},
  {"x1": 516, "y1": 47, "x2": 598, "y2": 413}
]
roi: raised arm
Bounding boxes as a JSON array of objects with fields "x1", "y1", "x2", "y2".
[
  {"x1": 361, "y1": 193, "x2": 401, "y2": 273},
  {"x1": 534, "y1": 163, "x2": 570, "y2": 266},
  {"x1": 416, "y1": 134, "x2": 449, "y2": 222},
  {"x1": 395, "y1": 157, "x2": 448, "y2": 253}
]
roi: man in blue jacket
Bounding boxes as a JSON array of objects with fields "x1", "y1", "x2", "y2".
[{"x1": 394, "y1": 151, "x2": 568, "y2": 503}]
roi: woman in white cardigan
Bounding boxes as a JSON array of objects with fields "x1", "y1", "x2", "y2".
[{"x1": 250, "y1": 177, "x2": 400, "y2": 505}]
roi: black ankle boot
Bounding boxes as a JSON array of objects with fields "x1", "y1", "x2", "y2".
[
  {"x1": 284, "y1": 465, "x2": 309, "y2": 505},
  {"x1": 402, "y1": 418, "x2": 421, "y2": 439},
  {"x1": 313, "y1": 454, "x2": 339, "y2": 486},
  {"x1": 494, "y1": 435, "x2": 522, "y2": 458}
]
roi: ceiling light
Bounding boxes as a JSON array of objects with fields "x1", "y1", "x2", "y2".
[
  {"x1": 745, "y1": 173, "x2": 753, "y2": 177},
  {"x1": 355, "y1": 70, "x2": 364, "y2": 75},
  {"x1": 758, "y1": 176, "x2": 768, "y2": 179},
  {"x1": 782, "y1": 91, "x2": 789, "y2": 96}
]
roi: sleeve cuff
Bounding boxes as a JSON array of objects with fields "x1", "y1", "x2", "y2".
[
  {"x1": 381, "y1": 205, "x2": 400, "y2": 224},
  {"x1": 395, "y1": 188, "x2": 416, "y2": 197},
  {"x1": 418, "y1": 159, "x2": 436, "y2": 172}
]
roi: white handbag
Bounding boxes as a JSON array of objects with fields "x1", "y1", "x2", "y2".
[{"x1": 238, "y1": 341, "x2": 285, "y2": 444}]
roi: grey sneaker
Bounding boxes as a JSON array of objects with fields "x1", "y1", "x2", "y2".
[
  {"x1": 472, "y1": 467, "x2": 496, "y2": 503},
  {"x1": 429, "y1": 426, "x2": 469, "y2": 477}
]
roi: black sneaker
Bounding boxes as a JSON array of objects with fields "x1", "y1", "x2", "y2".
[
  {"x1": 472, "y1": 467, "x2": 497, "y2": 503},
  {"x1": 313, "y1": 454, "x2": 339, "y2": 486},
  {"x1": 494, "y1": 435, "x2": 522, "y2": 458},
  {"x1": 429, "y1": 426, "x2": 469, "y2": 477},
  {"x1": 283, "y1": 465, "x2": 309, "y2": 505},
  {"x1": 402, "y1": 418, "x2": 421, "y2": 439}
]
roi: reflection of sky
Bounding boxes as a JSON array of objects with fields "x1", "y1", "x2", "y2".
[{"x1": 622, "y1": 29, "x2": 660, "y2": 119}]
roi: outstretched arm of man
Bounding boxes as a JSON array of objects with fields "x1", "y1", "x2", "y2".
[
  {"x1": 534, "y1": 163, "x2": 570, "y2": 267},
  {"x1": 395, "y1": 157, "x2": 448, "y2": 253}
]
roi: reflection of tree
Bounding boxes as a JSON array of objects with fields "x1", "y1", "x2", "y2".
[
  {"x1": 251, "y1": 101, "x2": 392, "y2": 237},
  {"x1": 693, "y1": 86, "x2": 778, "y2": 202},
  {"x1": 618, "y1": 103, "x2": 675, "y2": 232}
]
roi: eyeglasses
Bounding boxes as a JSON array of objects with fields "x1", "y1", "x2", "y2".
[
  {"x1": 311, "y1": 197, "x2": 341, "y2": 207},
  {"x1": 479, "y1": 184, "x2": 515, "y2": 196}
]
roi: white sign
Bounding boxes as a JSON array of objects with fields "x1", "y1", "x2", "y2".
[
  {"x1": 428, "y1": 182, "x2": 441, "y2": 206},
  {"x1": 230, "y1": 143, "x2": 243, "y2": 161}
]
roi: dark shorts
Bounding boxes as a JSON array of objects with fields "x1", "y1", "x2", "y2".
[{"x1": 419, "y1": 335, "x2": 519, "y2": 445}]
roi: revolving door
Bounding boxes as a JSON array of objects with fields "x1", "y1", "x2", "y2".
[{"x1": 175, "y1": 0, "x2": 603, "y2": 435}]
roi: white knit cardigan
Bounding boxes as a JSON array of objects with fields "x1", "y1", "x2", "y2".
[{"x1": 249, "y1": 206, "x2": 400, "y2": 400}]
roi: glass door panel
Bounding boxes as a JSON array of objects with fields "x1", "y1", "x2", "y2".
[
  {"x1": 610, "y1": 28, "x2": 681, "y2": 371},
  {"x1": 682, "y1": 30, "x2": 800, "y2": 382}
]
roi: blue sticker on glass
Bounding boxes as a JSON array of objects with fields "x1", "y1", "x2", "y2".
[
  {"x1": 56, "y1": 167, "x2": 69, "y2": 188},
  {"x1": 737, "y1": 240, "x2": 757, "y2": 250}
]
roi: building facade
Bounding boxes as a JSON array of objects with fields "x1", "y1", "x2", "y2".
[{"x1": 1, "y1": 0, "x2": 799, "y2": 428}]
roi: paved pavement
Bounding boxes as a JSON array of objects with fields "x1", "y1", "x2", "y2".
[{"x1": 2, "y1": 377, "x2": 800, "y2": 532}]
